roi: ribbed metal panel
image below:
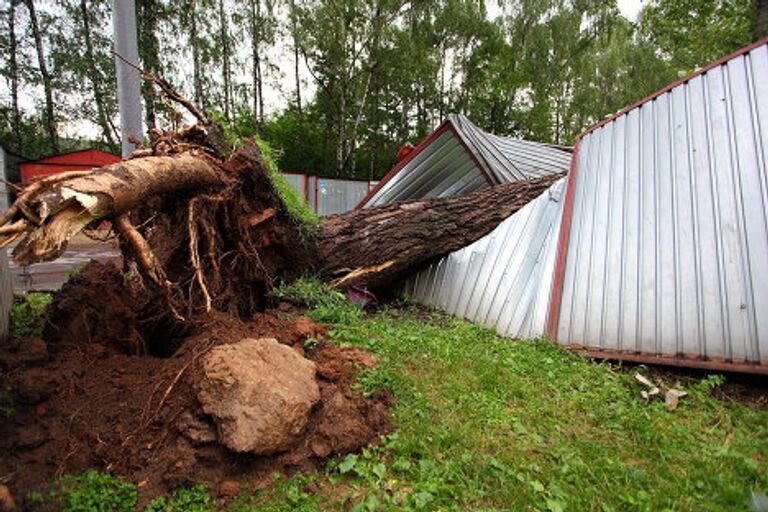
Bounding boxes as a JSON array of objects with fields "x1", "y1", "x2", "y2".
[
  {"x1": 283, "y1": 173, "x2": 306, "y2": 201},
  {"x1": 307, "y1": 175, "x2": 318, "y2": 212},
  {"x1": 555, "y1": 42, "x2": 768, "y2": 366},
  {"x1": 404, "y1": 178, "x2": 565, "y2": 339},
  {"x1": 316, "y1": 178, "x2": 371, "y2": 216},
  {"x1": 366, "y1": 130, "x2": 486, "y2": 206},
  {"x1": 363, "y1": 114, "x2": 570, "y2": 207},
  {"x1": 451, "y1": 114, "x2": 572, "y2": 181}
]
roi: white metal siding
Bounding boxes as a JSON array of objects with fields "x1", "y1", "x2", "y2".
[
  {"x1": 365, "y1": 130, "x2": 486, "y2": 207},
  {"x1": 451, "y1": 114, "x2": 572, "y2": 181},
  {"x1": 283, "y1": 174, "x2": 306, "y2": 201},
  {"x1": 362, "y1": 114, "x2": 570, "y2": 207},
  {"x1": 404, "y1": 178, "x2": 565, "y2": 339},
  {"x1": 316, "y1": 178, "x2": 371, "y2": 216},
  {"x1": 556, "y1": 43, "x2": 768, "y2": 365}
]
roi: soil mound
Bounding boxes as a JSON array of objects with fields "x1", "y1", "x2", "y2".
[
  {"x1": 43, "y1": 261, "x2": 142, "y2": 355},
  {"x1": 0, "y1": 309, "x2": 391, "y2": 509}
]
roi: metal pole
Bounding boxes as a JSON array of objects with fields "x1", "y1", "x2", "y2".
[{"x1": 112, "y1": 0, "x2": 142, "y2": 159}]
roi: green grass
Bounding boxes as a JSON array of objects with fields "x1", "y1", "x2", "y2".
[
  {"x1": 50, "y1": 282, "x2": 768, "y2": 511},
  {"x1": 10, "y1": 292, "x2": 52, "y2": 337},
  {"x1": 255, "y1": 137, "x2": 319, "y2": 229},
  {"x1": 33, "y1": 471, "x2": 139, "y2": 512},
  {"x1": 254, "y1": 282, "x2": 768, "y2": 511},
  {"x1": 275, "y1": 277, "x2": 361, "y2": 324}
]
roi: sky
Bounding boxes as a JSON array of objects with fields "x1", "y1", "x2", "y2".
[{"x1": 617, "y1": 0, "x2": 644, "y2": 20}]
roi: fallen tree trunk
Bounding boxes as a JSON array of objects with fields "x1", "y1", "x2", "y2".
[
  {"x1": 0, "y1": 123, "x2": 559, "y2": 329},
  {"x1": 11, "y1": 152, "x2": 222, "y2": 266},
  {"x1": 317, "y1": 175, "x2": 560, "y2": 288}
]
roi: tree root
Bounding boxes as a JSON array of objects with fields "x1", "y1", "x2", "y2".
[{"x1": 114, "y1": 214, "x2": 185, "y2": 323}]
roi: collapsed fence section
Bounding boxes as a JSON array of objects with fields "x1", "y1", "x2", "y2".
[{"x1": 403, "y1": 178, "x2": 565, "y2": 340}]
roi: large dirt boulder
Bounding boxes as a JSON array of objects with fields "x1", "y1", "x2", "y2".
[{"x1": 196, "y1": 338, "x2": 320, "y2": 455}]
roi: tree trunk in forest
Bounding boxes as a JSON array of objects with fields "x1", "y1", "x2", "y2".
[
  {"x1": 80, "y1": 0, "x2": 118, "y2": 148},
  {"x1": 0, "y1": 123, "x2": 560, "y2": 324},
  {"x1": 249, "y1": 0, "x2": 264, "y2": 126},
  {"x1": 757, "y1": 0, "x2": 768, "y2": 40},
  {"x1": 24, "y1": 0, "x2": 59, "y2": 153},
  {"x1": 218, "y1": 0, "x2": 233, "y2": 121},
  {"x1": 293, "y1": 35, "x2": 302, "y2": 114},
  {"x1": 187, "y1": 0, "x2": 206, "y2": 111},
  {"x1": 287, "y1": 0, "x2": 302, "y2": 115},
  {"x1": 7, "y1": 0, "x2": 21, "y2": 150},
  {"x1": 137, "y1": 0, "x2": 160, "y2": 129}
]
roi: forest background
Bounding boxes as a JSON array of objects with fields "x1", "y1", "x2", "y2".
[{"x1": 1, "y1": 0, "x2": 765, "y2": 180}]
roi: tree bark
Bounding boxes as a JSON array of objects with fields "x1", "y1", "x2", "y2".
[
  {"x1": 316, "y1": 174, "x2": 560, "y2": 288},
  {"x1": 24, "y1": 0, "x2": 59, "y2": 152},
  {"x1": 7, "y1": 0, "x2": 21, "y2": 150}
]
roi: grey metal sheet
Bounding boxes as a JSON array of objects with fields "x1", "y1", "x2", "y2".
[
  {"x1": 451, "y1": 114, "x2": 572, "y2": 182},
  {"x1": 555, "y1": 42, "x2": 768, "y2": 366},
  {"x1": 307, "y1": 175, "x2": 318, "y2": 212},
  {"x1": 403, "y1": 178, "x2": 565, "y2": 339},
  {"x1": 366, "y1": 131, "x2": 486, "y2": 205},
  {"x1": 281, "y1": 173, "x2": 377, "y2": 215},
  {"x1": 363, "y1": 114, "x2": 570, "y2": 207},
  {"x1": 283, "y1": 173, "x2": 306, "y2": 200},
  {"x1": 316, "y1": 178, "x2": 370, "y2": 216}
]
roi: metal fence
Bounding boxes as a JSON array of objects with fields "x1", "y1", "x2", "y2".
[
  {"x1": 403, "y1": 178, "x2": 565, "y2": 340},
  {"x1": 549, "y1": 40, "x2": 768, "y2": 371},
  {"x1": 284, "y1": 173, "x2": 378, "y2": 216},
  {"x1": 360, "y1": 114, "x2": 571, "y2": 208}
]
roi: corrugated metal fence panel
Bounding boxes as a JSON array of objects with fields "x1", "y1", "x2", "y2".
[
  {"x1": 451, "y1": 114, "x2": 572, "y2": 181},
  {"x1": 0, "y1": 149, "x2": 13, "y2": 339},
  {"x1": 556, "y1": 43, "x2": 768, "y2": 365},
  {"x1": 283, "y1": 173, "x2": 306, "y2": 201},
  {"x1": 283, "y1": 173, "x2": 376, "y2": 215},
  {"x1": 316, "y1": 178, "x2": 371, "y2": 216},
  {"x1": 307, "y1": 175, "x2": 318, "y2": 212},
  {"x1": 404, "y1": 178, "x2": 565, "y2": 339},
  {"x1": 365, "y1": 129, "x2": 486, "y2": 206}
]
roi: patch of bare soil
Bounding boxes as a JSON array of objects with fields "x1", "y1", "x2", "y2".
[
  {"x1": 615, "y1": 362, "x2": 768, "y2": 410},
  {"x1": 0, "y1": 263, "x2": 391, "y2": 509}
]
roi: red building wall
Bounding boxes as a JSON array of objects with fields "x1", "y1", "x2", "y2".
[{"x1": 19, "y1": 149, "x2": 120, "y2": 183}]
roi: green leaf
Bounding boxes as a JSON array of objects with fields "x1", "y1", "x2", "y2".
[{"x1": 338, "y1": 454, "x2": 358, "y2": 474}]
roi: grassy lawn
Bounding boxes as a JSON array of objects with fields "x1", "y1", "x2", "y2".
[{"x1": 40, "y1": 283, "x2": 768, "y2": 511}]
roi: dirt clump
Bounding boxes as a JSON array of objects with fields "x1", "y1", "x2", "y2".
[
  {"x1": 0, "y1": 484, "x2": 17, "y2": 512},
  {"x1": 43, "y1": 261, "x2": 142, "y2": 355},
  {"x1": 0, "y1": 310, "x2": 391, "y2": 509},
  {"x1": 0, "y1": 337, "x2": 48, "y2": 369}
]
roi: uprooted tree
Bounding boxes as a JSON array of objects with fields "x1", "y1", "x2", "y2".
[
  {"x1": 0, "y1": 71, "x2": 559, "y2": 340},
  {"x1": 0, "y1": 121, "x2": 558, "y2": 332},
  {"x1": 0, "y1": 83, "x2": 564, "y2": 504}
]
